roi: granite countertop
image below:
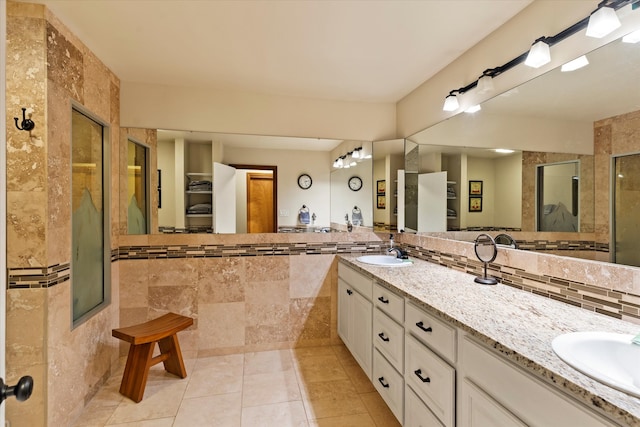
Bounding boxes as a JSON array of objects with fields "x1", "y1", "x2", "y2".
[{"x1": 339, "y1": 255, "x2": 640, "y2": 426}]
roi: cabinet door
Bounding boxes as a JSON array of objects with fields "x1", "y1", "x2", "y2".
[
  {"x1": 418, "y1": 171, "x2": 447, "y2": 232},
  {"x1": 350, "y1": 290, "x2": 373, "y2": 380},
  {"x1": 405, "y1": 386, "x2": 444, "y2": 427},
  {"x1": 459, "y1": 379, "x2": 526, "y2": 427},
  {"x1": 337, "y1": 279, "x2": 350, "y2": 343},
  {"x1": 213, "y1": 162, "x2": 236, "y2": 233}
]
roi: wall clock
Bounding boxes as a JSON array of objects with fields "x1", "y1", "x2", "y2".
[
  {"x1": 297, "y1": 173, "x2": 312, "y2": 190},
  {"x1": 348, "y1": 176, "x2": 363, "y2": 191}
]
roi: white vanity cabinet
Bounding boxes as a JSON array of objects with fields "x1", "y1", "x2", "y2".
[
  {"x1": 337, "y1": 263, "x2": 373, "y2": 379},
  {"x1": 338, "y1": 259, "x2": 632, "y2": 427},
  {"x1": 458, "y1": 334, "x2": 619, "y2": 427},
  {"x1": 372, "y1": 283, "x2": 405, "y2": 423},
  {"x1": 405, "y1": 302, "x2": 456, "y2": 427}
]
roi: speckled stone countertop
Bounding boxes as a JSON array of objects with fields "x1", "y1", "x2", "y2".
[{"x1": 339, "y1": 255, "x2": 640, "y2": 426}]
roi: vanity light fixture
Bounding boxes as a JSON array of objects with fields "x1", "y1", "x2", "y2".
[
  {"x1": 352, "y1": 147, "x2": 361, "y2": 159},
  {"x1": 525, "y1": 38, "x2": 551, "y2": 68},
  {"x1": 622, "y1": 28, "x2": 640, "y2": 43},
  {"x1": 586, "y1": 5, "x2": 621, "y2": 38},
  {"x1": 561, "y1": 55, "x2": 590, "y2": 72},
  {"x1": 465, "y1": 105, "x2": 482, "y2": 113},
  {"x1": 476, "y1": 74, "x2": 495, "y2": 94},
  {"x1": 441, "y1": 0, "x2": 636, "y2": 112},
  {"x1": 442, "y1": 91, "x2": 460, "y2": 111}
]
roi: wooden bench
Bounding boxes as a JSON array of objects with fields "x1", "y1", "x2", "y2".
[{"x1": 112, "y1": 312, "x2": 193, "y2": 402}]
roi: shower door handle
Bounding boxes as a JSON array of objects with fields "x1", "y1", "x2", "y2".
[{"x1": 0, "y1": 376, "x2": 34, "y2": 405}]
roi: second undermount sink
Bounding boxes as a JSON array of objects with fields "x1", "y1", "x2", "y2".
[
  {"x1": 356, "y1": 255, "x2": 410, "y2": 267},
  {"x1": 552, "y1": 331, "x2": 640, "y2": 398}
]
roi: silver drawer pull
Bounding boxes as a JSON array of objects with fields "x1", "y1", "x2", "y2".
[
  {"x1": 414, "y1": 369, "x2": 431, "y2": 383},
  {"x1": 416, "y1": 321, "x2": 433, "y2": 333},
  {"x1": 378, "y1": 332, "x2": 390, "y2": 342},
  {"x1": 377, "y1": 296, "x2": 389, "y2": 304},
  {"x1": 378, "y1": 377, "x2": 390, "y2": 388}
]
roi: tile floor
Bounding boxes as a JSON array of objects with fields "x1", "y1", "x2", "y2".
[{"x1": 72, "y1": 345, "x2": 401, "y2": 426}]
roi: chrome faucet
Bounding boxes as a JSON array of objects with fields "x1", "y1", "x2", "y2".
[
  {"x1": 388, "y1": 247, "x2": 408, "y2": 259},
  {"x1": 387, "y1": 234, "x2": 408, "y2": 259}
]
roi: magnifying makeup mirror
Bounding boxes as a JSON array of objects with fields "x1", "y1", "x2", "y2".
[{"x1": 474, "y1": 233, "x2": 498, "y2": 285}]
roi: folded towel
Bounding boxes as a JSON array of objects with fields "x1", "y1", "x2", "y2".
[{"x1": 299, "y1": 211, "x2": 310, "y2": 224}]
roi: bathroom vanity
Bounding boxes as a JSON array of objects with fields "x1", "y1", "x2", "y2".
[{"x1": 337, "y1": 257, "x2": 640, "y2": 426}]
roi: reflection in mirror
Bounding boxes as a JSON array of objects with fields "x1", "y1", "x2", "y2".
[
  {"x1": 372, "y1": 139, "x2": 404, "y2": 232},
  {"x1": 405, "y1": 28, "x2": 640, "y2": 265},
  {"x1": 126, "y1": 139, "x2": 150, "y2": 234},
  {"x1": 330, "y1": 141, "x2": 373, "y2": 231},
  {"x1": 537, "y1": 161, "x2": 579, "y2": 232},
  {"x1": 122, "y1": 129, "x2": 373, "y2": 234},
  {"x1": 613, "y1": 153, "x2": 640, "y2": 267}
]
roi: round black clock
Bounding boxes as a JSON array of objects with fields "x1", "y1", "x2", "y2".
[
  {"x1": 348, "y1": 176, "x2": 363, "y2": 191},
  {"x1": 297, "y1": 173, "x2": 312, "y2": 190}
]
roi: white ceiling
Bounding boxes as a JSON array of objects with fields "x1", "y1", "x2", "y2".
[
  {"x1": 27, "y1": 0, "x2": 532, "y2": 103},
  {"x1": 157, "y1": 129, "x2": 343, "y2": 151}
]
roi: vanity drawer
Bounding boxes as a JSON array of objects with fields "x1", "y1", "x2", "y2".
[
  {"x1": 373, "y1": 349, "x2": 404, "y2": 424},
  {"x1": 406, "y1": 302, "x2": 456, "y2": 363},
  {"x1": 338, "y1": 262, "x2": 372, "y2": 300},
  {"x1": 373, "y1": 308, "x2": 404, "y2": 372},
  {"x1": 405, "y1": 334, "x2": 455, "y2": 427},
  {"x1": 374, "y1": 282, "x2": 404, "y2": 323},
  {"x1": 405, "y1": 385, "x2": 444, "y2": 427}
]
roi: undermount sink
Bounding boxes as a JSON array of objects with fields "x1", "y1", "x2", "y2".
[
  {"x1": 552, "y1": 331, "x2": 640, "y2": 398},
  {"x1": 356, "y1": 255, "x2": 410, "y2": 267}
]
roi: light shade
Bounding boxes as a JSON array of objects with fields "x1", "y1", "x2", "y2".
[
  {"x1": 443, "y1": 94, "x2": 459, "y2": 112},
  {"x1": 586, "y1": 6, "x2": 621, "y2": 38},
  {"x1": 525, "y1": 40, "x2": 551, "y2": 68},
  {"x1": 561, "y1": 55, "x2": 589, "y2": 72},
  {"x1": 476, "y1": 75, "x2": 494, "y2": 94},
  {"x1": 622, "y1": 29, "x2": 640, "y2": 43}
]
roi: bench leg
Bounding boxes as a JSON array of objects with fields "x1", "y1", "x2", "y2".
[
  {"x1": 120, "y1": 342, "x2": 154, "y2": 403},
  {"x1": 158, "y1": 334, "x2": 187, "y2": 378}
]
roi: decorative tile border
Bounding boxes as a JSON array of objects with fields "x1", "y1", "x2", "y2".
[
  {"x1": 403, "y1": 243, "x2": 640, "y2": 323},
  {"x1": 7, "y1": 240, "x2": 635, "y2": 325},
  {"x1": 7, "y1": 263, "x2": 71, "y2": 289},
  {"x1": 516, "y1": 239, "x2": 609, "y2": 254},
  {"x1": 6, "y1": 241, "x2": 384, "y2": 289}
]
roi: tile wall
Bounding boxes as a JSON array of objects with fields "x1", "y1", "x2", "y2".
[{"x1": 5, "y1": 3, "x2": 121, "y2": 426}]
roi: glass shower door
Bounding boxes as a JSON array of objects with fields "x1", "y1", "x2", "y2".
[{"x1": 613, "y1": 153, "x2": 640, "y2": 267}]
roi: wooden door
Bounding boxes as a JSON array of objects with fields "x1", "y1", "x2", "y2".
[{"x1": 247, "y1": 172, "x2": 275, "y2": 233}]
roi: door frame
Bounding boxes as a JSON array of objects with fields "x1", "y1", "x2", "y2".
[
  {"x1": 230, "y1": 164, "x2": 277, "y2": 232},
  {"x1": 2, "y1": 0, "x2": 8, "y2": 421}
]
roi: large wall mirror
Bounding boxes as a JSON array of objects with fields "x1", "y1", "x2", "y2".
[
  {"x1": 119, "y1": 130, "x2": 373, "y2": 234},
  {"x1": 405, "y1": 27, "x2": 640, "y2": 266}
]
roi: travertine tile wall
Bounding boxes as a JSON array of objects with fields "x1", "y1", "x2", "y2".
[
  {"x1": 594, "y1": 109, "x2": 640, "y2": 248},
  {"x1": 521, "y1": 151, "x2": 595, "y2": 233},
  {"x1": 116, "y1": 232, "x2": 386, "y2": 356},
  {"x1": 5, "y1": 3, "x2": 120, "y2": 427}
]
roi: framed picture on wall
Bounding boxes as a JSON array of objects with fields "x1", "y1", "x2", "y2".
[
  {"x1": 469, "y1": 197, "x2": 482, "y2": 212},
  {"x1": 377, "y1": 195, "x2": 386, "y2": 209},
  {"x1": 377, "y1": 180, "x2": 386, "y2": 195},
  {"x1": 469, "y1": 180, "x2": 483, "y2": 196}
]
